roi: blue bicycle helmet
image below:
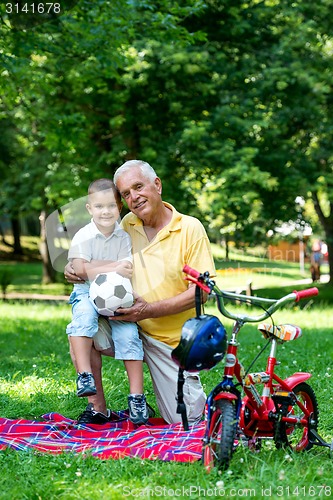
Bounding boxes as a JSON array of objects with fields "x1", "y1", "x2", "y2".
[{"x1": 172, "y1": 314, "x2": 227, "y2": 372}]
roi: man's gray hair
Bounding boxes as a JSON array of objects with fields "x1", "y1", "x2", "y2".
[{"x1": 113, "y1": 160, "x2": 157, "y2": 186}]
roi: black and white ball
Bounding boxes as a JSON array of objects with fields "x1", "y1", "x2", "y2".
[{"x1": 89, "y1": 272, "x2": 134, "y2": 316}]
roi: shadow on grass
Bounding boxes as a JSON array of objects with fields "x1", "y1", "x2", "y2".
[{"x1": 254, "y1": 282, "x2": 333, "y2": 304}]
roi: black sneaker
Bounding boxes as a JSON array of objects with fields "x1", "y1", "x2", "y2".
[
  {"x1": 76, "y1": 372, "x2": 97, "y2": 397},
  {"x1": 128, "y1": 394, "x2": 149, "y2": 425},
  {"x1": 77, "y1": 403, "x2": 111, "y2": 425},
  {"x1": 146, "y1": 403, "x2": 156, "y2": 419}
]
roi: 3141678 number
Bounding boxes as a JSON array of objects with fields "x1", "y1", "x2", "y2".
[{"x1": 6, "y1": 3, "x2": 61, "y2": 14}]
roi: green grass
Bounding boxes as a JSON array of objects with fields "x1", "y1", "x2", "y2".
[
  {"x1": 0, "y1": 262, "x2": 71, "y2": 296},
  {"x1": 1, "y1": 240, "x2": 333, "y2": 498},
  {"x1": 1, "y1": 303, "x2": 333, "y2": 499}
]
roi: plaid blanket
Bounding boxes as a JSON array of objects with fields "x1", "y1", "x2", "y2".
[{"x1": 0, "y1": 412, "x2": 204, "y2": 462}]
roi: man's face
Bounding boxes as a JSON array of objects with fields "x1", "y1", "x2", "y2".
[{"x1": 116, "y1": 166, "x2": 162, "y2": 222}]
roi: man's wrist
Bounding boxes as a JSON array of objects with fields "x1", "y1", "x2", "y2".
[{"x1": 139, "y1": 301, "x2": 153, "y2": 320}]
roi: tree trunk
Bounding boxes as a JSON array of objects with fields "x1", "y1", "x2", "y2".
[
  {"x1": 225, "y1": 235, "x2": 230, "y2": 261},
  {"x1": 39, "y1": 210, "x2": 56, "y2": 284},
  {"x1": 11, "y1": 217, "x2": 23, "y2": 255},
  {"x1": 0, "y1": 224, "x2": 12, "y2": 247},
  {"x1": 325, "y1": 237, "x2": 333, "y2": 285},
  {"x1": 312, "y1": 192, "x2": 333, "y2": 285}
]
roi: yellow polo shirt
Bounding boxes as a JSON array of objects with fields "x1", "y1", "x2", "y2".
[{"x1": 121, "y1": 202, "x2": 216, "y2": 347}]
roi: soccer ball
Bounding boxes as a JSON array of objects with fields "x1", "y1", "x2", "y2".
[{"x1": 89, "y1": 272, "x2": 134, "y2": 316}]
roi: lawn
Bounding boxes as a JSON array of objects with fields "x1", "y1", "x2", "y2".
[
  {"x1": 1, "y1": 240, "x2": 333, "y2": 498},
  {"x1": 0, "y1": 302, "x2": 332, "y2": 499}
]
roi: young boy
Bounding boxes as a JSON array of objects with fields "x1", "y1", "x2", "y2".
[{"x1": 66, "y1": 178, "x2": 149, "y2": 425}]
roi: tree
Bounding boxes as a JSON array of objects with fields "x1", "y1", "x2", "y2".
[
  {"x1": 176, "y1": 0, "x2": 333, "y2": 280},
  {"x1": 1, "y1": 0, "x2": 333, "y2": 285},
  {"x1": 0, "y1": 0, "x2": 207, "y2": 280}
]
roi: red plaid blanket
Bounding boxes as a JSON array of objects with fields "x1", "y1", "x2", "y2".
[{"x1": 0, "y1": 412, "x2": 204, "y2": 462}]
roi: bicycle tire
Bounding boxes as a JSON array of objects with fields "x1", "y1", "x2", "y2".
[
  {"x1": 202, "y1": 399, "x2": 237, "y2": 471},
  {"x1": 274, "y1": 382, "x2": 319, "y2": 452}
]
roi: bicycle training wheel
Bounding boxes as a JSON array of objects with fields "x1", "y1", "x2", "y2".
[
  {"x1": 274, "y1": 382, "x2": 319, "y2": 452},
  {"x1": 202, "y1": 399, "x2": 237, "y2": 471}
]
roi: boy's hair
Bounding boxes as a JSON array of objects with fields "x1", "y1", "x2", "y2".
[
  {"x1": 113, "y1": 160, "x2": 157, "y2": 186},
  {"x1": 88, "y1": 178, "x2": 121, "y2": 205}
]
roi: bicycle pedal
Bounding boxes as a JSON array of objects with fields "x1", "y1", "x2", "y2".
[{"x1": 272, "y1": 390, "x2": 297, "y2": 407}]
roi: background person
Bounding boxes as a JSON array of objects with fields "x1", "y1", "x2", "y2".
[
  {"x1": 66, "y1": 160, "x2": 216, "y2": 425},
  {"x1": 310, "y1": 239, "x2": 322, "y2": 282}
]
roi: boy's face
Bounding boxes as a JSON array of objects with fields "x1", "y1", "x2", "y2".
[{"x1": 86, "y1": 189, "x2": 122, "y2": 234}]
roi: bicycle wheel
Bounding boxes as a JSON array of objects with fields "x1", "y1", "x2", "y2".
[
  {"x1": 202, "y1": 399, "x2": 237, "y2": 471},
  {"x1": 274, "y1": 382, "x2": 319, "y2": 452}
]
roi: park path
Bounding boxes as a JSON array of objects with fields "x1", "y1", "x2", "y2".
[{"x1": 5, "y1": 292, "x2": 69, "y2": 301}]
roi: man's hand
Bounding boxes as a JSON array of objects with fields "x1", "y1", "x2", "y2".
[
  {"x1": 109, "y1": 295, "x2": 151, "y2": 323},
  {"x1": 64, "y1": 262, "x2": 83, "y2": 283}
]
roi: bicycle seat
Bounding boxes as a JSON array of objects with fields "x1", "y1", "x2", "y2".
[{"x1": 258, "y1": 323, "x2": 302, "y2": 342}]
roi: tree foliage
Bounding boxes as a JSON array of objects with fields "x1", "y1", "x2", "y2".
[{"x1": 0, "y1": 0, "x2": 333, "y2": 282}]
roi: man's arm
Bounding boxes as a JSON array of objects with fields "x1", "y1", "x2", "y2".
[{"x1": 109, "y1": 283, "x2": 207, "y2": 322}]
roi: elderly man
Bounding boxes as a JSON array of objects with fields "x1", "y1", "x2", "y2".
[{"x1": 66, "y1": 160, "x2": 216, "y2": 424}]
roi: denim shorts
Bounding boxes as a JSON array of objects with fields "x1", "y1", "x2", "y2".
[{"x1": 66, "y1": 286, "x2": 143, "y2": 360}]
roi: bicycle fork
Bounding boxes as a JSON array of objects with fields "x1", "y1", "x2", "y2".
[{"x1": 203, "y1": 333, "x2": 243, "y2": 444}]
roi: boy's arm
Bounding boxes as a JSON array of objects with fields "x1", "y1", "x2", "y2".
[{"x1": 71, "y1": 258, "x2": 132, "y2": 281}]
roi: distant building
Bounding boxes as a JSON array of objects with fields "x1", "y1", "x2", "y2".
[{"x1": 268, "y1": 240, "x2": 307, "y2": 263}]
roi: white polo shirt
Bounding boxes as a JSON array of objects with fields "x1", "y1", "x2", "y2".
[{"x1": 68, "y1": 219, "x2": 132, "y2": 267}]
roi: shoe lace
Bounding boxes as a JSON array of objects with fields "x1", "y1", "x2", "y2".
[
  {"x1": 129, "y1": 396, "x2": 146, "y2": 414},
  {"x1": 80, "y1": 372, "x2": 94, "y2": 387}
]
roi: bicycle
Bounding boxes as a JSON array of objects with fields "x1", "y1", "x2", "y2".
[{"x1": 174, "y1": 265, "x2": 331, "y2": 472}]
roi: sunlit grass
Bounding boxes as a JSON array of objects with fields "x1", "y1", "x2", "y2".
[
  {"x1": 1, "y1": 303, "x2": 333, "y2": 499},
  {"x1": 1, "y1": 242, "x2": 333, "y2": 498}
]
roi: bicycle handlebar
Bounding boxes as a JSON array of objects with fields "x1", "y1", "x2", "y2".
[
  {"x1": 183, "y1": 264, "x2": 200, "y2": 278},
  {"x1": 183, "y1": 264, "x2": 211, "y2": 293},
  {"x1": 293, "y1": 288, "x2": 319, "y2": 301},
  {"x1": 183, "y1": 265, "x2": 319, "y2": 323}
]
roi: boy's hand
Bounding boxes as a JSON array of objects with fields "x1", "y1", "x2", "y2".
[
  {"x1": 64, "y1": 262, "x2": 83, "y2": 283},
  {"x1": 115, "y1": 261, "x2": 133, "y2": 279}
]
